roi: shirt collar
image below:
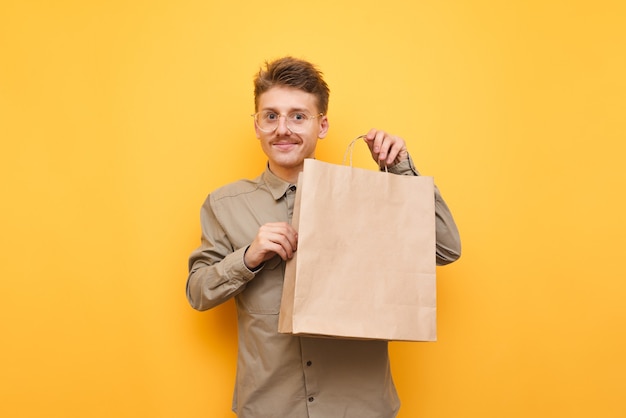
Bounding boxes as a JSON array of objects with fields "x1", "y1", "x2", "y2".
[{"x1": 262, "y1": 164, "x2": 296, "y2": 201}]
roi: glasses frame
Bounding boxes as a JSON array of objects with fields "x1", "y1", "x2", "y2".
[{"x1": 251, "y1": 111, "x2": 324, "y2": 134}]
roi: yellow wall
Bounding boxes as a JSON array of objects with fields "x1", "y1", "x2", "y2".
[{"x1": 1, "y1": 0, "x2": 625, "y2": 417}]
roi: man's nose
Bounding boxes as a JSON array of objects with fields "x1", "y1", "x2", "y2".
[{"x1": 275, "y1": 116, "x2": 291, "y2": 135}]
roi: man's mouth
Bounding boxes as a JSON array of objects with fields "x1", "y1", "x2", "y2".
[{"x1": 272, "y1": 141, "x2": 299, "y2": 151}]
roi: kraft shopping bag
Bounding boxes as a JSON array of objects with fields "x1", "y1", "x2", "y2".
[{"x1": 278, "y1": 152, "x2": 437, "y2": 341}]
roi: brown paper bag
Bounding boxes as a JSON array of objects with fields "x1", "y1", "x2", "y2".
[{"x1": 278, "y1": 157, "x2": 437, "y2": 341}]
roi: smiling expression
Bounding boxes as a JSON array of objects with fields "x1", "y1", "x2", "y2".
[{"x1": 255, "y1": 86, "x2": 329, "y2": 183}]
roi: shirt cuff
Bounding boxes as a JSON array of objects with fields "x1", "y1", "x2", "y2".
[
  {"x1": 242, "y1": 245, "x2": 265, "y2": 274},
  {"x1": 385, "y1": 153, "x2": 420, "y2": 176}
]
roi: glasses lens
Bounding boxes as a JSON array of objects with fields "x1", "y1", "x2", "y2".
[
  {"x1": 255, "y1": 111, "x2": 277, "y2": 132},
  {"x1": 286, "y1": 112, "x2": 309, "y2": 133},
  {"x1": 254, "y1": 112, "x2": 319, "y2": 133}
]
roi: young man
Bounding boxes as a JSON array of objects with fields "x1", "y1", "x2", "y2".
[{"x1": 187, "y1": 56, "x2": 461, "y2": 418}]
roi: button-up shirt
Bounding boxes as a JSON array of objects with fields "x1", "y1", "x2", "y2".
[{"x1": 187, "y1": 157, "x2": 461, "y2": 418}]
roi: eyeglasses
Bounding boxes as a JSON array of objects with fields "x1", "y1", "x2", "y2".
[{"x1": 252, "y1": 110, "x2": 323, "y2": 134}]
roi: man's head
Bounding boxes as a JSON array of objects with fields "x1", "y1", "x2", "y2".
[
  {"x1": 252, "y1": 57, "x2": 330, "y2": 183},
  {"x1": 254, "y1": 57, "x2": 330, "y2": 115}
]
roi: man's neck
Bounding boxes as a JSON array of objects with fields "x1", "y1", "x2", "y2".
[{"x1": 268, "y1": 164, "x2": 301, "y2": 184}]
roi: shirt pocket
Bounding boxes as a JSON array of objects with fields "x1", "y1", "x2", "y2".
[{"x1": 237, "y1": 256, "x2": 284, "y2": 315}]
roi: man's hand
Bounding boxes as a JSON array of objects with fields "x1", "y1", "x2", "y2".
[
  {"x1": 244, "y1": 222, "x2": 298, "y2": 270},
  {"x1": 363, "y1": 128, "x2": 409, "y2": 168}
]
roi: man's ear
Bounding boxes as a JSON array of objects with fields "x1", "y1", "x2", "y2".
[
  {"x1": 254, "y1": 119, "x2": 261, "y2": 139},
  {"x1": 318, "y1": 115, "x2": 329, "y2": 139}
]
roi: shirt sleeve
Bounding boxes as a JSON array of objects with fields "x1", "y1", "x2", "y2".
[
  {"x1": 186, "y1": 194, "x2": 257, "y2": 311},
  {"x1": 388, "y1": 154, "x2": 462, "y2": 266}
]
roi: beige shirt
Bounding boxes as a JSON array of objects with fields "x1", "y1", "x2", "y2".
[{"x1": 187, "y1": 157, "x2": 461, "y2": 418}]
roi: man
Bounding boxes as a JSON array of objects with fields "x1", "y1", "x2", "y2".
[{"x1": 187, "y1": 56, "x2": 461, "y2": 418}]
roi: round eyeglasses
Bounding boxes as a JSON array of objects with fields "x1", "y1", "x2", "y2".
[{"x1": 252, "y1": 111, "x2": 323, "y2": 134}]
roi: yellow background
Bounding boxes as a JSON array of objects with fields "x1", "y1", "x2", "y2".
[{"x1": 1, "y1": 0, "x2": 625, "y2": 417}]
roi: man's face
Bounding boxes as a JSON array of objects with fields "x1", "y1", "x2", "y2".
[{"x1": 255, "y1": 86, "x2": 328, "y2": 180}]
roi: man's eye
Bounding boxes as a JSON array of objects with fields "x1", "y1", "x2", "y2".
[
  {"x1": 291, "y1": 113, "x2": 307, "y2": 121},
  {"x1": 265, "y1": 112, "x2": 279, "y2": 121}
]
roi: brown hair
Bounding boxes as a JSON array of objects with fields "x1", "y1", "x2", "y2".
[{"x1": 253, "y1": 56, "x2": 330, "y2": 114}]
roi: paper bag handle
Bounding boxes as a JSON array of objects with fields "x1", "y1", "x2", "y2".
[{"x1": 342, "y1": 134, "x2": 389, "y2": 172}]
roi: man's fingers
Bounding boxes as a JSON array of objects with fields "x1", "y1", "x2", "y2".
[
  {"x1": 363, "y1": 129, "x2": 408, "y2": 166},
  {"x1": 254, "y1": 222, "x2": 298, "y2": 261}
]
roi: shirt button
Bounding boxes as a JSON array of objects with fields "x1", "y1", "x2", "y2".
[
  {"x1": 308, "y1": 397, "x2": 314, "y2": 402},
  {"x1": 306, "y1": 361, "x2": 312, "y2": 366}
]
